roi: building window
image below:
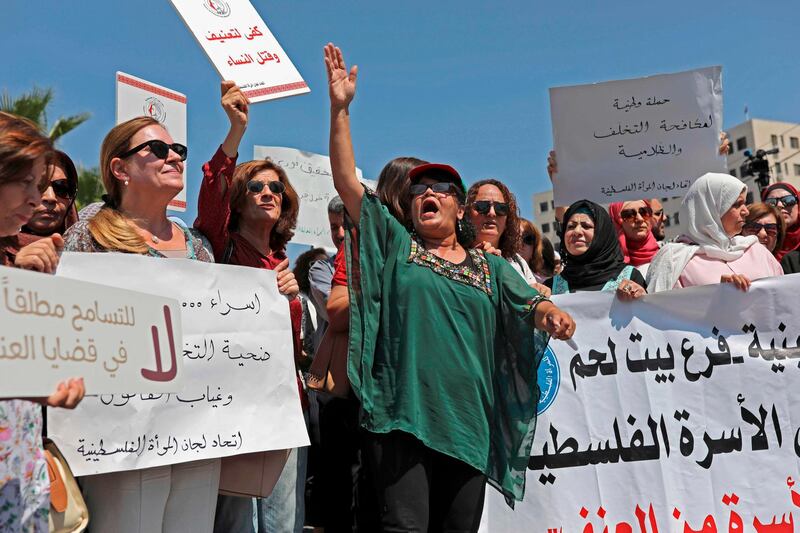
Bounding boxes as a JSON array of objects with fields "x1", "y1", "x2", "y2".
[
  {"x1": 541, "y1": 222, "x2": 550, "y2": 234},
  {"x1": 794, "y1": 164, "x2": 800, "y2": 176},
  {"x1": 539, "y1": 202, "x2": 549, "y2": 213},
  {"x1": 791, "y1": 137, "x2": 799, "y2": 149},
  {"x1": 673, "y1": 212, "x2": 680, "y2": 225},
  {"x1": 661, "y1": 197, "x2": 668, "y2": 202},
  {"x1": 771, "y1": 134, "x2": 779, "y2": 147},
  {"x1": 736, "y1": 137, "x2": 747, "y2": 151},
  {"x1": 729, "y1": 169, "x2": 737, "y2": 177},
  {"x1": 781, "y1": 135, "x2": 785, "y2": 148},
  {"x1": 550, "y1": 200, "x2": 555, "y2": 209},
  {"x1": 776, "y1": 163, "x2": 782, "y2": 175}
]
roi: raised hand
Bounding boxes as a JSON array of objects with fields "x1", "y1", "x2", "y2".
[
  {"x1": 324, "y1": 43, "x2": 358, "y2": 110},
  {"x1": 221, "y1": 80, "x2": 249, "y2": 131},
  {"x1": 274, "y1": 258, "x2": 299, "y2": 300}
]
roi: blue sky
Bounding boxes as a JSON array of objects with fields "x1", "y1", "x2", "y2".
[{"x1": 3, "y1": 0, "x2": 799, "y2": 258}]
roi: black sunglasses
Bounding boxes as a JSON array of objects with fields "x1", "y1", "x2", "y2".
[
  {"x1": 246, "y1": 179, "x2": 286, "y2": 195},
  {"x1": 620, "y1": 206, "x2": 653, "y2": 221},
  {"x1": 765, "y1": 194, "x2": 798, "y2": 209},
  {"x1": 409, "y1": 182, "x2": 458, "y2": 196},
  {"x1": 472, "y1": 200, "x2": 509, "y2": 216},
  {"x1": 119, "y1": 140, "x2": 188, "y2": 161},
  {"x1": 49, "y1": 179, "x2": 76, "y2": 199},
  {"x1": 742, "y1": 222, "x2": 778, "y2": 237},
  {"x1": 522, "y1": 233, "x2": 537, "y2": 245}
]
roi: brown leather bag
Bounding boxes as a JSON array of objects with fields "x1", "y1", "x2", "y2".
[
  {"x1": 306, "y1": 328, "x2": 350, "y2": 398},
  {"x1": 44, "y1": 438, "x2": 89, "y2": 532}
]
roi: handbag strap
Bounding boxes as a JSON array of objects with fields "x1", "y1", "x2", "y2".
[{"x1": 44, "y1": 448, "x2": 68, "y2": 513}]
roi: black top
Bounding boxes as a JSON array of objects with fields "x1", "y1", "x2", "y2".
[{"x1": 781, "y1": 250, "x2": 800, "y2": 275}]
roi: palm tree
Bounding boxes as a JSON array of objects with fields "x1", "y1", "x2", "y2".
[{"x1": 0, "y1": 86, "x2": 90, "y2": 142}]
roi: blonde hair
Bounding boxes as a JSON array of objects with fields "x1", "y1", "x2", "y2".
[{"x1": 88, "y1": 117, "x2": 162, "y2": 253}]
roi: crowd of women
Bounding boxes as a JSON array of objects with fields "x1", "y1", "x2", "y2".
[{"x1": 1, "y1": 42, "x2": 798, "y2": 533}]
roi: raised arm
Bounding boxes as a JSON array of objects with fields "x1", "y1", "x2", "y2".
[
  {"x1": 219, "y1": 81, "x2": 249, "y2": 195},
  {"x1": 325, "y1": 43, "x2": 363, "y2": 224}
]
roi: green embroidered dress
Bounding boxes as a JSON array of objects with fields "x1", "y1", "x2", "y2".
[{"x1": 346, "y1": 193, "x2": 549, "y2": 503}]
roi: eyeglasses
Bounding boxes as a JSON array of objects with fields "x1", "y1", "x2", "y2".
[
  {"x1": 652, "y1": 209, "x2": 664, "y2": 217},
  {"x1": 620, "y1": 206, "x2": 653, "y2": 221},
  {"x1": 49, "y1": 179, "x2": 76, "y2": 199},
  {"x1": 409, "y1": 182, "x2": 459, "y2": 197},
  {"x1": 765, "y1": 195, "x2": 798, "y2": 209},
  {"x1": 522, "y1": 233, "x2": 537, "y2": 245},
  {"x1": 472, "y1": 200, "x2": 509, "y2": 216},
  {"x1": 742, "y1": 222, "x2": 778, "y2": 237},
  {"x1": 119, "y1": 140, "x2": 188, "y2": 161},
  {"x1": 246, "y1": 179, "x2": 286, "y2": 195}
]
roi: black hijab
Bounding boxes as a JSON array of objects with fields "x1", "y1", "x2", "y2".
[{"x1": 558, "y1": 199, "x2": 627, "y2": 291}]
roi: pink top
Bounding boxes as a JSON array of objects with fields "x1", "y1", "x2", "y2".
[{"x1": 675, "y1": 243, "x2": 784, "y2": 289}]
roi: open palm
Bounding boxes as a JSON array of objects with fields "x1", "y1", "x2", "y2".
[{"x1": 324, "y1": 43, "x2": 357, "y2": 108}]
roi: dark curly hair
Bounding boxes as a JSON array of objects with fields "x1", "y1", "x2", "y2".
[
  {"x1": 466, "y1": 178, "x2": 522, "y2": 259},
  {"x1": 228, "y1": 159, "x2": 299, "y2": 253},
  {"x1": 293, "y1": 247, "x2": 328, "y2": 294},
  {"x1": 375, "y1": 156, "x2": 427, "y2": 227}
]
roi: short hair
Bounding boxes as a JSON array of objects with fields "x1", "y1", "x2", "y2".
[
  {"x1": 519, "y1": 218, "x2": 544, "y2": 273},
  {"x1": 327, "y1": 195, "x2": 345, "y2": 215},
  {"x1": 0, "y1": 111, "x2": 53, "y2": 188},
  {"x1": 746, "y1": 202, "x2": 786, "y2": 252}
]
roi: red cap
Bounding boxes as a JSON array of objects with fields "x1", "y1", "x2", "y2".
[{"x1": 408, "y1": 163, "x2": 466, "y2": 195}]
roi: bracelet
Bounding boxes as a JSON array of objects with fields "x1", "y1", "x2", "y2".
[{"x1": 527, "y1": 294, "x2": 551, "y2": 315}]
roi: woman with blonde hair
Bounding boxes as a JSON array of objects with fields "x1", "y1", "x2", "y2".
[{"x1": 63, "y1": 115, "x2": 221, "y2": 532}]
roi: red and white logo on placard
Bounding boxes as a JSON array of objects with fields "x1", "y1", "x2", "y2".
[
  {"x1": 143, "y1": 97, "x2": 167, "y2": 123},
  {"x1": 203, "y1": 0, "x2": 230, "y2": 17}
]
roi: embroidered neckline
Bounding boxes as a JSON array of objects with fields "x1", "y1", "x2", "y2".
[{"x1": 407, "y1": 235, "x2": 493, "y2": 295}]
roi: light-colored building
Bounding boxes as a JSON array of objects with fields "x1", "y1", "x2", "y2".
[
  {"x1": 660, "y1": 118, "x2": 800, "y2": 239},
  {"x1": 531, "y1": 189, "x2": 559, "y2": 248}
]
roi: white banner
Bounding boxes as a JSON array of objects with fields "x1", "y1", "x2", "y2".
[
  {"x1": 0, "y1": 265, "x2": 183, "y2": 397},
  {"x1": 48, "y1": 253, "x2": 308, "y2": 476},
  {"x1": 169, "y1": 0, "x2": 309, "y2": 103},
  {"x1": 253, "y1": 146, "x2": 372, "y2": 249},
  {"x1": 116, "y1": 72, "x2": 188, "y2": 212},
  {"x1": 482, "y1": 275, "x2": 800, "y2": 532},
  {"x1": 550, "y1": 66, "x2": 725, "y2": 205}
]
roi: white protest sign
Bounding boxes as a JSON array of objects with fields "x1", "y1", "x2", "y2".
[
  {"x1": 0, "y1": 265, "x2": 183, "y2": 397},
  {"x1": 169, "y1": 0, "x2": 309, "y2": 103},
  {"x1": 48, "y1": 254, "x2": 309, "y2": 475},
  {"x1": 253, "y1": 146, "x2": 371, "y2": 248},
  {"x1": 482, "y1": 275, "x2": 800, "y2": 532},
  {"x1": 550, "y1": 66, "x2": 725, "y2": 205},
  {"x1": 116, "y1": 72, "x2": 188, "y2": 212}
]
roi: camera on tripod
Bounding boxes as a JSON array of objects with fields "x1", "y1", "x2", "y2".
[{"x1": 743, "y1": 148, "x2": 780, "y2": 188}]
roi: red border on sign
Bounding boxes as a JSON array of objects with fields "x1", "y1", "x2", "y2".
[
  {"x1": 169, "y1": 199, "x2": 187, "y2": 209},
  {"x1": 242, "y1": 81, "x2": 309, "y2": 99},
  {"x1": 117, "y1": 74, "x2": 187, "y2": 104}
]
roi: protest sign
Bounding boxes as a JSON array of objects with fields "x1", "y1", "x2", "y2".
[
  {"x1": 48, "y1": 253, "x2": 308, "y2": 476},
  {"x1": 253, "y1": 146, "x2": 373, "y2": 249},
  {"x1": 169, "y1": 0, "x2": 309, "y2": 103},
  {"x1": 481, "y1": 275, "x2": 800, "y2": 532},
  {"x1": 550, "y1": 66, "x2": 725, "y2": 205},
  {"x1": 116, "y1": 72, "x2": 188, "y2": 212},
  {"x1": 0, "y1": 265, "x2": 183, "y2": 397}
]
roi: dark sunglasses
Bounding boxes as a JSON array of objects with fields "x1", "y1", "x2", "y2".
[
  {"x1": 246, "y1": 179, "x2": 285, "y2": 195},
  {"x1": 472, "y1": 200, "x2": 509, "y2": 216},
  {"x1": 409, "y1": 182, "x2": 458, "y2": 196},
  {"x1": 620, "y1": 206, "x2": 653, "y2": 221},
  {"x1": 119, "y1": 140, "x2": 188, "y2": 161},
  {"x1": 49, "y1": 179, "x2": 76, "y2": 199},
  {"x1": 522, "y1": 233, "x2": 537, "y2": 245},
  {"x1": 742, "y1": 222, "x2": 778, "y2": 237},
  {"x1": 765, "y1": 194, "x2": 798, "y2": 209}
]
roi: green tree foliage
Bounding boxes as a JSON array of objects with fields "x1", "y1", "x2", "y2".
[
  {"x1": 76, "y1": 166, "x2": 105, "y2": 210},
  {"x1": 0, "y1": 86, "x2": 90, "y2": 142}
]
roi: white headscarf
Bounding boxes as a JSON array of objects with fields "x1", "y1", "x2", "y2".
[{"x1": 646, "y1": 173, "x2": 759, "y2": 292}]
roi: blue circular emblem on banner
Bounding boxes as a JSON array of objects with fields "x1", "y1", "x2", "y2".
[{"x1": 537, "y1": 345, "x2": 560, "y2": 415}]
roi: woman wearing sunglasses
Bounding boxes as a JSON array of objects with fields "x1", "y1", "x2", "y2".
[
  {"x1": 0, "y1": 112, "x2": 85, "y2": 532},
  {"x1": 546, "y1": 200, "x2": 647, "y2": 298},
  {"x1": 741, "y1": 203, "x2": 785, "y2": 255},
  {"x1": 3, "y1": 150, "x2": 78, "y2": 272},
  {"x1": 761, "y1": 183, "x2": 800, "y2": 262},
  {"x1": 466, "y1": 179, "x2": 551, "y2": 295},
  {"x1": 63, "y1": 116, "x2": 226, "y2": 532},
  {"x1": 607, "y1": 200, "x2": 660, "y2": 278},
  {"x1": 193, "y1": 81, "x2": 305, "y2": 533},
  {"x1": 647, "y1": 173, "x2": 783, "y2": 293},
  {"x1": 325, "y1": 43, "x2": 575, "y2": 530},
  {"x1": 518, "y1": 219, "x2": 549, "y2": 282}
]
